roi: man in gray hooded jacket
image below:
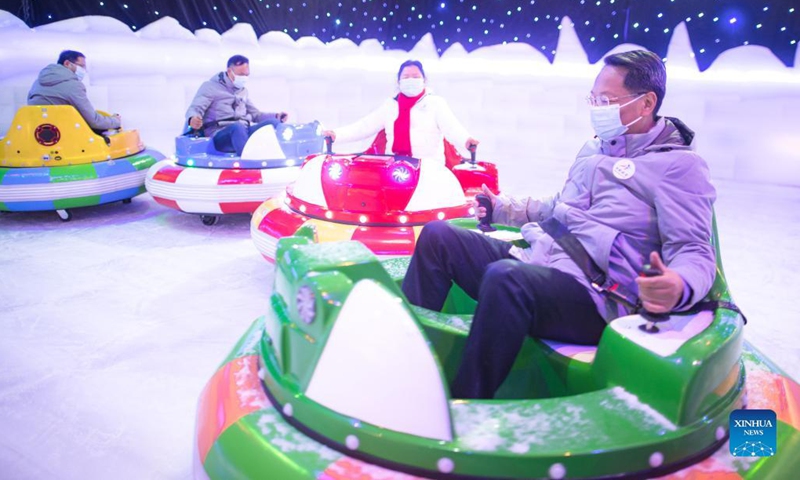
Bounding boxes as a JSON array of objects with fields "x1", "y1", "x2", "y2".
[
  {"x1": 402, "y1": 50, "x2": 717, "y2": 399},
  {"x1": 186, "y1": 54, "x2": 287, "y2": 156},
  {"x1": 28, "y1": 50, "x2": 121, "y2": 132}
]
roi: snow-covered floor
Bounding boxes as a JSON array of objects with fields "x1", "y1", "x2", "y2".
[
  {"x1": 0, "y1": 199, "x2": 268, "y2": 479},
  {"x1": 1, "y1": 157, "x2": 798, "y2": 479}
]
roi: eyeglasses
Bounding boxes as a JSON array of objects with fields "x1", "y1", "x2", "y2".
[{"x1": 585, "y1": 92, "x2": 646, "y2": 107}]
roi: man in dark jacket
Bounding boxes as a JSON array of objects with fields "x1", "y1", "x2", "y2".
[
  {"x1": 28, "y1": 50, "x2": 121, "y2": 132},
  {"x1": 186, "y1": 54, "x2": 287, "y2": 155}
]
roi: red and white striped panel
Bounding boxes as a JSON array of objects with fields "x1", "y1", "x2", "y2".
[
  {"x1": 250, "y1": 197, "x2": 424, "y2": 263},
  {"x1": 145, "y1": 159, "x2": 300, "y2": 215}
]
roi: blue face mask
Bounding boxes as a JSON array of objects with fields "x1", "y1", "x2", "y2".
[
  {"x1": 232, "y1": 73, "x2": 249, "y2": 89},
  {"x1": 589, "y1": 95, "x2": 644, "y2": 141},
  {"x1": 73, "y1": 65, "x2": 87, "y2": 81},
  {"x1": 398, "y1": 77, "x2": 425, "y2": 97}
]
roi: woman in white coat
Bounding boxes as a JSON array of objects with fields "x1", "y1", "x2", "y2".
[
  {"x1": 323, "y1": 60, "x2": 479, "y2": 209},
  {"x1": 323, "y1": 60, "x2": 479, "y2": 165}
]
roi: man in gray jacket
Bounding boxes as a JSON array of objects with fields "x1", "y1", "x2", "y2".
[
  {"x1": 28, "y1": 50, "x2": 121, "y2": 132},
  {"x1": 402, "y1": 50, "x2": 717, "y2": 399},
  {"x1": 186, "y1": 54, "x2": 287, "y2": 156}
]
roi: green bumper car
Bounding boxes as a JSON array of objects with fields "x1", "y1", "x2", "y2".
[{"x1": 195, "y1": 220, "x2": 800, "y2": 479}]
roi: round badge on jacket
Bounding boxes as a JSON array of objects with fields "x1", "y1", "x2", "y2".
[{"x1": 612, "y1": 159, "x2": 635, "y2": 180}]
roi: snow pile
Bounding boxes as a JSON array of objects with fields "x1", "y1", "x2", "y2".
[{"x1": 0, "y1": 11, "x2": 798, "y2": 186}]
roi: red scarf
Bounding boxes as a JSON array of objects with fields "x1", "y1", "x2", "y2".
[{"x1": 391, "y1": 90, "x2": 425, "y2": 156}]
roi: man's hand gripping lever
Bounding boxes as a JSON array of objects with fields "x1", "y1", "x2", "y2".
[
  {"x1": 638, "y1": 264, "x2": 670, "y2": 333},
  {"x1": 475, "y1": 194, "x2": 497, "y2": 233}
]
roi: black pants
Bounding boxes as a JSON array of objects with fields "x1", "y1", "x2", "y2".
[{"x1": 402, "y1": 221, "x2": 607, "y2": 399}]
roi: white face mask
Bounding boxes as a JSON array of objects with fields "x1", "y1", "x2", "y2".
[
  {"x1": 398, "y1": 77, "x2": 425, "y2": 97},
  {"x1": 73, "y1": 65, "x2": 87, "y2": 81},
  {"x1": 589, "y1": 95, "x2": 644, "y2": 141},
  {"x1": 232, "y1": 73, "x2": 249, "y2": 89}
]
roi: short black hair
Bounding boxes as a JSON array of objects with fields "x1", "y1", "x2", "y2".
[
  {"x1": 227, "y1": 55, "x2": 249, "y2": 68},
  {"x1": 397, "y1": 60, "x2": 425, "y2": 80},
  {"x1": 604, "y1": 50, "x2": 666, "y2": 117},
  {"x1": 57, "y1": 50, "x2": 85, "y2": 66}
]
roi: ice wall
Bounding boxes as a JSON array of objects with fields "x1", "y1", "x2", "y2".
[{"x1": 1, "y1": 11, "x2": 799, "y2": 187}]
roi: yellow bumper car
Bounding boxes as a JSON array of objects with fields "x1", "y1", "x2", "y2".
[{"x1": 0, "y1": 106, "x2": 163, "y2": 221}]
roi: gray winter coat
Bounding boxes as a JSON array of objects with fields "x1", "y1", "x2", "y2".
[
  {"x1": 495, "y1": 117, "x2": 717, "y2": 321},
  {"x1": 185, "y1": 72, "x2": 280, "y2": 137},
  {"x1": 27, "y1": 64, "x2": 121, "y2": 131}
]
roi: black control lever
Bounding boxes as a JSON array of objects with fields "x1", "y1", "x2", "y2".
[
  {"x1": 639, "y1": 264, "x2": 670, "y2": 333},
  {"x1": 475, "y1": 194, "x2": 497, "y2": 233},
  {"x1": 461, "y1": 143, "x2": 478, "y2": 164},
  {"x1": 324, "y1": 136, "x2": 333, "y2": 155}
]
